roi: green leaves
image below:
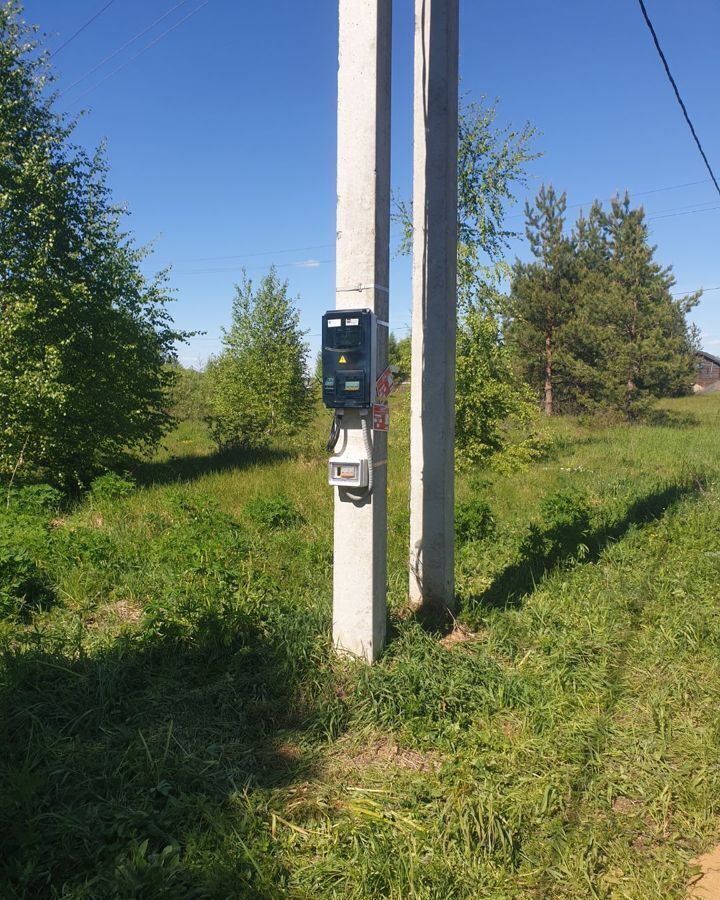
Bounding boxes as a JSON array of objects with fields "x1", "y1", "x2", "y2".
[
  {"x1": 0, "y1": 3, "x2": 188, "y2": 486},
  {"x1": 207, "y1": 267, "x2": 310, "y2": 450}
]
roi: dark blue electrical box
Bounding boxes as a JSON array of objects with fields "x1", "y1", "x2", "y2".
[{"x1": 322, "y1": 308, "x2": 375, "y2": 408}]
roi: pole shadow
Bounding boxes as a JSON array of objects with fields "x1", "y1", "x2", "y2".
[{"x1": 464, "y1": 475, "x2": 706, "y2": 615}]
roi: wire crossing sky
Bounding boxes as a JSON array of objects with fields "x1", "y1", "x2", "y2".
[{"x1": 636, "y1": 0, "x2": 720, "y2": 200}]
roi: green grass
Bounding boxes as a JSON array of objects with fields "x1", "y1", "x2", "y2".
[{"x1": 2, "y1": 393, "x2": 720, "y2": 898}]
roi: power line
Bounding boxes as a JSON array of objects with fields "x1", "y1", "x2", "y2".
[
  {"x1": 184, "y1": 243, "x2": 335, "y2": 263},
  {"x1": 50, "y1": 0, "x2": 116, "y2": 58},
  {"x1": 644, "y1": 199, "x2": 720, "y2": 217},
  {"x1": 507, "y1": 178, "x2": 712, "y2": 220},
  {"x1": 636, "y1": 0, "x2": 720, "y2": 199},
  {"x1": 648, "y1": 205, "x2": 720, "y2": 222},
  {"x1": 672, "y1": 286, "x2": 720, "y2": 297},
  {"x1": 60, "y1": 0, "x2": 194, "y2": 97},
  {"x1": 176, "y1": 257, "x2": 335, "y2": 275},
  {"x1": 71, "y1": 1, "x2": 210, "y2": 102}
]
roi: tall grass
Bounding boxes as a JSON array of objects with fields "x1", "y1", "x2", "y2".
[{"x1": 1, "y1": 393, "x2": 719, "y2": 897}]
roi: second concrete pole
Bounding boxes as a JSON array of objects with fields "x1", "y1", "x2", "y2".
[{"x1": 408, "y1": 0, "x2": 459, "y2": 615}]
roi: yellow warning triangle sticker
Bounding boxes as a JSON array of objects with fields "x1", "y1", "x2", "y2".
[{"x1": 338, "y1": 355, "x2": 347, "y2": 364}]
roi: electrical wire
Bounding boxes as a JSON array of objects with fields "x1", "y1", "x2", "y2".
[
  {"x1": 326, "y1": 412, "x2": 343, "y2": 452},
  {"x1": 70, "y1": 1, "x2": 210, "y2": 102},
  {"x1": 176, "y1": 258, "x2": 335, "y2": 276},
  {"x1": 636, "y1": 0, "x2": 720, "y2": 199},
  {"x1": 360, "y1": 414, "x2": 374, "y2": 495},
  {"x1": 50, "y1": 0, "x2": 116, "y2": 58},
  {"x1": 506, "y1": 178, "x2": 712, "y2": 220},
  {"x1": 59, "y1": 0, "x2": 194, "y2": 97},
  {"x1": 648, "y1": 205, "x2": 720, "y2": 221},
  {"x1": 672, "y1": 286, "x2": 720, "y2": 297}
]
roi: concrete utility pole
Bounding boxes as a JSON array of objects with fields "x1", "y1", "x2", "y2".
[
  {"x1": 409, "y1": 0, "x2": 459, "y2": 614},
  {"x1": 333, "y1": 0, "x2": 392, "y2": 662}
]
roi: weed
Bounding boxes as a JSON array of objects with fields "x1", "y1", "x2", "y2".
[
  {"x1": 90, "y1": 472, "x2": 136, "y2": 501},
  {"x1": 455, "y1": 498, "x2": 496, "y2": 544},
  {"x1": 244, "y1": 494, "x2": 303, "y2": 530}
]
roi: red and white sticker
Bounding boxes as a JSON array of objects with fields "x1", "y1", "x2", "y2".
[
  {"x1": 375, "y1": 367, "x2": 394, "y2": 400},
  {"x1": 372, "y1": 403, "x2": 390, "y2": 432}
]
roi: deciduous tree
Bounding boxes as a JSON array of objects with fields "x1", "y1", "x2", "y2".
[
  {"x1": 207, "y1": 268, "x2": 309, "y2": 448},
  {"x1": 0, "y1": 3, "x2": 186, "y2": 486}
]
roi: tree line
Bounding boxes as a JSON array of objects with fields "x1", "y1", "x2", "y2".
[{"x1": 0, "y1": 2, "x2": 702, "y2": 489}]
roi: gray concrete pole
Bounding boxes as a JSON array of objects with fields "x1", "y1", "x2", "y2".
[
  {"x1": 333, "y1": 0, "x2": 392, "y2": 662},
  {"x1": 408, "y1": 0, "x2": 459, "y2": 614}
]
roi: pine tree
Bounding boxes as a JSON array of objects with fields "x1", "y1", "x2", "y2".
[
  {"x1": 207, "y1": 268, "x2": 309, "y2": 448},
  {"x1": 598, "y1": 195, "x2": 699, "y2": 414},
  {"x1": 509, "y1": 185, "x2": 577, "y2": 414}
]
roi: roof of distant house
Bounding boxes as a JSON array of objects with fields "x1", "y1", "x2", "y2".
[{"x1": 697, "y1": 349, "x2": 720, "y2": 366}]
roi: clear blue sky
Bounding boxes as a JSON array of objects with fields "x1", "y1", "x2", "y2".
[{"x1": 23, "y1": 0, "x2": 720, "y2": 366}]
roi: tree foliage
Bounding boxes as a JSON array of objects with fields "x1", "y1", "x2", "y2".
[
  {"x1": 509, "y1": 186, "x2": 700, "y2": 416},
  {"x1": 167, "y1": 364, "x2": 211, "y2": 422},
  {"x1": 388, "y1": 331, "x2": 411, "y2": 382},
  {"x1": 395, "y1": 98, "x2": 541, "y2": 467},
  {"x1": 207, "y1": 268, "x2": 309, "y2": 449},
  {"x1": 0, "y1": 2, "x2": 186, "y2": 486}
]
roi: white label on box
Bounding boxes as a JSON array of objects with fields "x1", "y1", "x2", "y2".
[
  {"x1": 327, "y1": 319, "x2": 341, "y2": 328},
  {"x1": 345, "y1": 318, "x2": 359, "y2": 326}
]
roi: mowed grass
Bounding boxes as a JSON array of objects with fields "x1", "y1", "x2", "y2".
[{"x1": 2, "y1": 393, "x2": 720, "y2": 898}]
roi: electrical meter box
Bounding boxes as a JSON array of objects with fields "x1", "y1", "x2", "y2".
[{"x1": 322, "y1": 309, "x2": 375, "y2": 409}]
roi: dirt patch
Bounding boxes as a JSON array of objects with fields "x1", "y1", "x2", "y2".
[
  {"x1": 688, "y1": 845, "x2": 720, "y2": 899},
  {"x1": 439, "y1": 624, "x2": 485, "y2": 648},
  {"x1": 114, "y1": 598, "x2": 141, "y2": 624},
  {"x1": 275, "y1": 742, "x2": 303, "y2": 765},
  {"x1": 613, "y1": 796, "x2": 643, "y2": 816},
  {"x1": 87, "y1": 598, "x2": 142, "y2": 630},
  {"x1": 89, "y1": 513, "x2": 104, "y2": 528},
  {"x1": 327, "y1": 733, "x2": 442, "y2": 777}
]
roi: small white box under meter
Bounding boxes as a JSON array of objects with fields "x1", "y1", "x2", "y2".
[{"x1": 328, "y1": 458, "x2": 369, "y2": 488}]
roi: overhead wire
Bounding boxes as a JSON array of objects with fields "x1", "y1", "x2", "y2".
[
  {"x1": 59, "y1": 0, "x2": 194, "y2": 97},
  {"x1": 636, "y1": 0, "x2": 720, "y2": 199},
  {"x1": 70, "y1": 1, "x2": 210, "y2": 102},
  {"x1": 50, "y1": 0, "x2": 115, "y2": 58},
  {"x1": 506, "y1": 178, "x2": 712, "y2": 220}
]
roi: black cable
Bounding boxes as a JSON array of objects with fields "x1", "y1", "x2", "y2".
[
  {"x1": 326, "y1": 413, "x2": 342, "y2": 453},
  {"x1": 636, "y1": 0, "x2": 720, "y2": 199},
  {"x1": 50, "y1": 0, "x2": 116, "y2": 58}
]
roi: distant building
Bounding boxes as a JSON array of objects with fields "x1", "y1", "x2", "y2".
[{"x1": 695, "y1": 350, "x2": 720, "y2": 391}]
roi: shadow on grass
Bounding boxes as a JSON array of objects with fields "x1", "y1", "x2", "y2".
[
  {"x1": 467, "y1": 476, "x2": 705, "y2": 615},
  {"x1": 0, "y1": 611, "x2": 333, "y2": 898},
  {"x1": 132, "y1": 444, "x2": 292, "y2": 488}
]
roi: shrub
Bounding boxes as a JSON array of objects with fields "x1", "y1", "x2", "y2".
[
  {"x1": 206, "y1": 268, "x2": 309, "y2": 449},
  {"x1": 520, "y1": 489, "x2": 592, "y2": 566},
  {"x1": 0, "y1": 506, "x2": 53, "y2": 618},
  {"x1": 244, "y1": 495, "x2": 302, "y2": 530},
  {"x1": 6, "y1": 484, "x2": 61, "y2": 515},
  {"x1": 456, "y1": 499, "x2": 496, "y2": 544},
  {"x1": 90, "y1": 473, "x2": 136, "y2": 502}
]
